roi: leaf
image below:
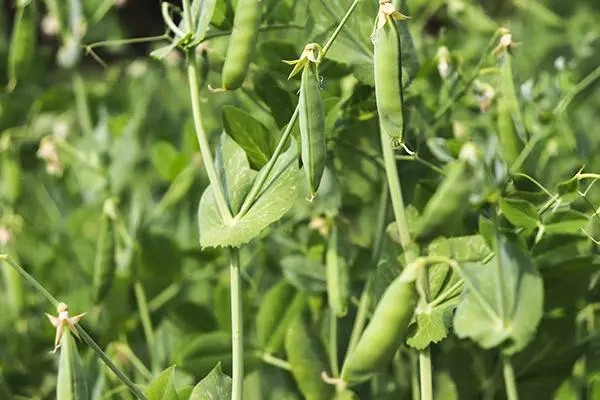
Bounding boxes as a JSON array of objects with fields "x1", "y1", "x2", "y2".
[
  {"x1": 281, "y1": 254, "x2": 327, "y2": 292},
  {"x1": 150, "y1": 41, "x2": 178, "y2": 60},
  {"x1": 198, "y1": 137, "x2": 298, "y2": 248},
  {"x1": 453, "y1": 235, "x2": 544, "y2": 354},
  {"x1": 215, "y1": 133, "x2": 257, "y2": 214},
  {"x1": 152, "y1": 163, "x2": 197, "y2": 219},
  {"x1": 189, "y1": 362, "x2": 232, "y2": 400},
  {"x1": 285, "y1": 315, "x2": 335, "y2": 400},
  {"x1": 254, "y1": 72, "x2": 296, "y2": 128},
  {"x1": 222, "y1": 106, "x2": 278, "y2": 170},
  {"x1": 407, "y1": 303, "x2": 455, "y2": 350},
  {"x1": 542, "y1": 210, "x2": 588, "y2": 235},
  {"x1": 499, "y1": 197, "x2": 539, "y2": 230},
  {"x1": 151, "y1": 141, "x2": 186, "y2": 181},
  {"x1": 191, "y1": 0, "x2": 217, "y2": 41},
  {"x1": 427, "y1": 235, "x2": 491, "y2": 263},
  {"x1": 556, "y1": 176, "x2": 579, "y2": 204},
  {"x1": 144, "y1": 366, "x2": 178, "y2": 400},
  {"x1": 256, "y1": 280, "x2": 306, "y2": 353}
]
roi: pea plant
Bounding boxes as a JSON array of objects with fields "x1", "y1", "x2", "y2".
[{"x1": 1, "y1": 0, "x2": 600, "y2": 399}]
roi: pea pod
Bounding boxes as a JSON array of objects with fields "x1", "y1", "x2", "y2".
[
  {"x1": 497, "y1": 54, "x2": 524, "y2": 165},
  {"x1": 285, "y1": 315, "x2": 335, "y2": 400},
  {"x1": 373, "y1": 3, "x2": 406, "y2": 141},
  {"x1": 299, "y1": 61, "x2": 326, "y2": 199},
  {"x1": 341, "y1": 275, "x2": 417, "y2": 384},
  {"x1": 93, "y1": 213, "x2": 116, "y2": 304},
  {"x1": 57, "y1": 330, "x2": 89, "y2": 400},
  {"x1": 326, "y1": 223, "x2": 349, "y2": 317},
  {"x1": 414, "y1": 160, "x2": 473, "y2": 242},
  {"x1": 7, "y1": 0, "x2": 37, "y2": 91},
  {"x1": 222, "y1": 0, "x2": 261, "y2": 90}
]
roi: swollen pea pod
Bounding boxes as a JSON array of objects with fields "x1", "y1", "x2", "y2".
[
  {"x1": 373, "y1": 1, "x2": 408, "y2": 142},
  {"x1": 341, "y1": 274, "x2": 417, "y2": 384},
  {"x1": 221, "y1": 0, "x2": 261, "y2": 90},
  {"x1": 299, "y1": 59, "x2": 326, "y2": 199},
  {"x1": 92, "y1": 213, "x2": 116, "y2": 304},
  {"x1": 326, "y1": 223, "x2": 349, "y2": 317},
  {"x1": 414, "y1": 159, "x2": 473, "y2": 242},
  {"x1": 7, "y1": 0, "x2": 37, "y2": 91},
  {"x1": 57, "y1": 330, "x2": 89, "y2": 400}
]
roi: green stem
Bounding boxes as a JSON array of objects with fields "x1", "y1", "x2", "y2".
[
  {"x1": 73, "y1": 73, "x2": 94, "y2": 137},
  {"x1": 411, "y1": 351, "x2": 421, "y2": 400},
  {"x1": 186, "y1": 54, "x2": 233, "y2": 223},
  {"x1": 502, "y1": 355, "x2": 520, "y2": 400},
  {"x1": 133, "y1": 281, "x2": 158, "y2": 375},
  {"x1": 259, "y1": 353, "x2": 292, "y2": 371},
  {"x1": 329, "y1": 311, "x2": 340, "y2": 376},
  {"x1": 0, "y1": 255, "x2": 147, "y2": 400},
  {"x1": 230, "y1": 248, "x2": 244, "y2": 400},
  {"x1": 419, "y1": 348, "x2": 433, "y2": 400},
  {"x1": 509, "y1": 130, "x2": 548, "y2": 174},
  {"x1": 555, "y1": 64, "x2": 600, "y2": 114}
]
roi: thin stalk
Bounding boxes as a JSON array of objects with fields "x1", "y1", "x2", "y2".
[
  {"x1": 411, "y1": 351, "x2": 420, "y2": 400},
  {"x1": 419, "y1": 348, "x2": 433, "y2": 400},
  {"x1": 133, "y1": 281, "x2": 159, "y2": 375},
  {"x1": 230, "y1": 248, "x2": 244, "y2": 400},
  {"x1": 0, "y1": 255, "x2": 147, "y2": 400},
  {"x1": 502, "y1": 355, "x2": 520, "y2": 400},
  {"x1": 73, "y1": 73, "x2": 94, "y2": 137},
  {"x1": 555, "y1": 64, "x2": 600, "y2": 114},
  {"x1": 186, "y1": 55, "x2": 233, "y2": 223},
  {"x1": 329, "y1": 311, "x2": 340, "y2": 376},
  {"x1": 117, "y1": 344, "x2": 153, "y2": 380},
  {"x1": 260, "y1": 353, "x2": 292, "y2": 371}
]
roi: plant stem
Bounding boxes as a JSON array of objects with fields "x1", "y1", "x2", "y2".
[
  {"x1": 260, "y1": 353, "x2": 292, "y2": 371},
  {"x1": 133, "y1": 281, "x2": 158, "y2": 375},
  {"x1": 419, "y1": 348, "x2": 433, "y2": 400},
  {"x1": 73, "y1": 73, "x2": 94, "y2": 137},
  {"x1": 411, "y1": 351, "x2": 421, "y2": 400},
  {"x1": 186, "y1": 54, "x2": 232, "y2": 223},
  {"x1": 502, "y1": 355, "x2": 520, "y2": 400},
  {"x1": 0, "y1": 255, "x2": 147, "y2": 400},
  {"x1": 230, "y1": 248, "x2": 244, "y2": 400},
  {"x1": 329, "y1": 311, "x2": 340, "y2": 376}
]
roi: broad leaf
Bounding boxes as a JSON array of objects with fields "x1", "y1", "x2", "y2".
[
  {"x1": 145, "y1": 366, "x2": 178, "y2": 400},
  {"x1": 500, "y1": 197, "x2": 539, "y2": 231},
  {"x1": 281, "y1": 254, "x2": 327, "y2": 292},
  {"x1": 407, "y1": 303, "x2": 455, "y2": 350},
  {"x1": 453, "y1": 235, "x2": 544, "y2": 354},
  {"x1": 189, "y1": 362, "x2": 232, "y2": 400},
  {"x1": 222, "y1": 106, "x2": 277, "y2": 170},
  {"x1": 198, "y1": 135, "x2": 298, "y2": 248},
  {"x1": 541, "y1": 210, "x2": 588, "y2": 235}
]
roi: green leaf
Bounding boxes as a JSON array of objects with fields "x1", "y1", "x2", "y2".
[
  {"x1": 407, "y1": 303, "x2": 454, "y2": 350},
  {"x1": 285, "y1": 315, "x2": 335, "y2": 400},
  {"x1": 499, "y1": 197, "x2": 539, "y2": 230},
  {"x1": 281, "y1": 254, "x2": 327, "y2": 292},
  {"x1": 151, "y1": 141, "x2": 187, "y2": 181},
  {"x1": 189, "y1": 362, "x2": 232, "y2": 400},
  {"x1": 57, "y1": 331, "x2": 89, "y2": 400},
  {"x1": 144, "y1": 366, "x2": 178, "y2": 400},
  {"x1": 556, "y1": 176, "x2": 579, "y2": 204},
  {"x1": 453, "y1": 235, "x2": 544, "y2": 354},
  {"x1": 254, "y1": 72, "x2": 295, "y2": 128},
  {"x1": 427, "y1": 235, "x2": 491, "y2": 263},
  {"x1": 150, "y1": 41, "x2": 178, "y2": 60},
  {"x1": 542, "y1": 210, "x2": 588, "y2": 235},
  {"x1": 152, "y1": 163, "x2": 197, "y2": 219},
  {"x1": 256, "y1": 280, "x2": 306, "y2": 353},
  {"x1": 198, "y1": 137, "x2": 298, "y2": 248},
  {"x1": 222, "y1": 106, "x2": 278, "y2": 170},
  {"x1": 215, "y1": 133, "x2": 257, "y2": 214},
  {"x1": 191, "y1": 0, "x2": 217, "y2": 41}
]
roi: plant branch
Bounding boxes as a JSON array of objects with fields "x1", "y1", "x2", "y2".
[
  {"x1": 230, "y1": 248, "x2": 244, "y2": 400},
  {"x1": 502, "y1": 355, "x2": 520, "y2": 400}
]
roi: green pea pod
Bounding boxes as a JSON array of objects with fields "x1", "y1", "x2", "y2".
[
  {"x1": 285, "y1": 315, "x2": 335, "y2": 400},
  {"x1": 93, "y1": 213, "x2": 116, "y2": 304},
  {"x1": 299, "y1": 63, "x2": 326, "y2": 199},
  {"x1": 57, "y1": 330, "x2": 89, "y2": 400},
  {"x1": 326, "y1": 224, "x2": 349, "y2": 317},
  {"x1": 1, "y1": 154, "x2": 22, "y2": 203},
  {"x1": 221, "y1": 0, "x2": 261, "y2": 90},
  {"x1": 499, "y1": 52, "x2": 526, "y2": 141},
  {"x1": 373, "y1": 15, "x2": 404, "y2": 141},
  {"x1": 7, "y1": 0, "x2": 36, "y2": 91},
  {"x1": 414, "y1": 160, "x2": 472, "y2": 242},
  {"x1": 341, "y1": 275, "x2": 417, "y2": 384}
]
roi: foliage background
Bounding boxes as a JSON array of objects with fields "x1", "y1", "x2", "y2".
[{"x1": 1, "y1": 0, "x2": 600, "y2": 399}]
